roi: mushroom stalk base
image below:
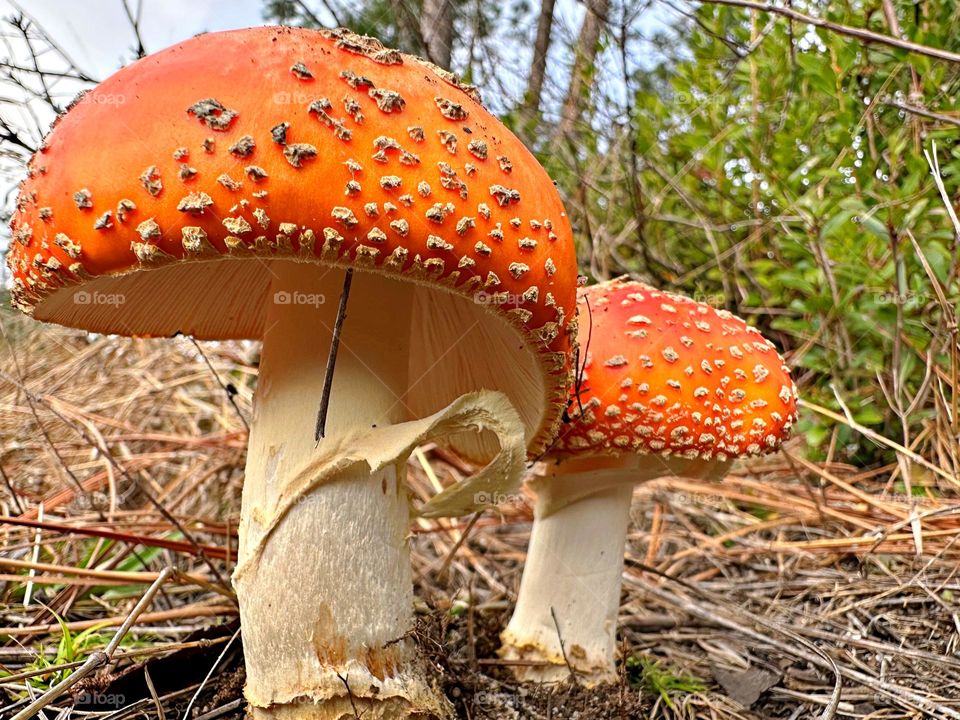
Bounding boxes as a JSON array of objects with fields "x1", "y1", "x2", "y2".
[
  {"x1": 235, "y1": 263, "x2": 449, "y2": 720},
  {"x1": 500, "y1": 480, "x2": 633, "y2": 686},
  {"x1": 501, "y1": 457, "x2": 732, "y2": 685}
]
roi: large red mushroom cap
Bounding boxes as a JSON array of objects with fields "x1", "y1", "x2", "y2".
[
  {"x1": 554, "y1": 278, "x2": 799, "y2": 462},
  {"x1": 8, "y1": 26, "x2": 578, "y2": 458}
]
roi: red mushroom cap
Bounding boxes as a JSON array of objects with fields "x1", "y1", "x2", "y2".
[
  {"x1": 554, "y1": 278, "x2": 799, "y2": 462},
  {"x1": 7, "y1": 26, "x2": 579, "y2": 458}
]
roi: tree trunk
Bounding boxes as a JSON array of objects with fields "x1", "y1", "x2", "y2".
[
  {"x1": 557, "y1": 0, "x2": 610, "y2": 139},
  {"x1": 521, "y1": 0, "x2": 557, "y2": 123},
  {"x1": 391, "y1": 0, "x2": 424, "y2": 56},
  {"x1": 420, "y1": 0, "x2": 454, "y2": 70}
]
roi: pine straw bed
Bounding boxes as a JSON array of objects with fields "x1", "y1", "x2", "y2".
[{"x1": 1, "y1": 312, "x2": 959, "y2": 719}]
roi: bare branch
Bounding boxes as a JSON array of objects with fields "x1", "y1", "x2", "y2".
[
  {"x1": 0, "y1": 115, "x2": 35, "y2": 154},
  {"x1": 883, "y1": 100, "x2": 960, "y2": 129},
  {"x1": 692, "y1": 0, "x2": 960, "y2": 65},
  {"x1": 7, "y1": 1, "x2": 98, "y2": 82},
  {"x1": 297, "y1": 0, "x2": 337, "y2": 28},
  {"x1": 122, "y1": 0, "x2": 147, "y2": 59}
]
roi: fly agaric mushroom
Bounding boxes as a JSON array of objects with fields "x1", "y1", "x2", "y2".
[
  {"x1": 500, "y1": 278, "x2": 798, "y2": 685},
  {"x1": 8, "y1": 27, "x2": 579, "y2": 719}
]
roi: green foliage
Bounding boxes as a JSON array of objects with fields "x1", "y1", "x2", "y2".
[
  {"x1": 0, "y1": 610, "x2": 111, "y2": 691},
  {"x1": 51, "y1": 616, "x2": 105, "y2": 675},
  {"x1": 543, "y1": 1, "x2": 960, "y2": 467},
  {"x1": 627, "y1": 655, "x2": 706, "y2": 707}
]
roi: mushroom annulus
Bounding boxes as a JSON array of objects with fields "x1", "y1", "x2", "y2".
[
  {"x1": 8, "y1": 26, "x2": 580, "y2": 719},
  {"x1": 500, "y1": 278, "x2": 798, "y2": 685}
]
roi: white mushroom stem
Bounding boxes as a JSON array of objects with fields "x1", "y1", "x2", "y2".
[
  {"x1": 234, "y1": 262, "x2": 448, "y2": 720},
  {"x1": 503, "y1": 480, "x2": 633, "y2": 685},
  {"x1": 500, "y1": 455, "x2": 731, "y2": 686}
]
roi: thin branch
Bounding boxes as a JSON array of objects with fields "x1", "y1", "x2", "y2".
[
  {"x1": 550, "y1": 606, "x2": 580, "y2": 686},
  {"x1": 884, "y1": 100, "x2": 960, "y2": 129},
  {"x1": 184, "y1": 335, "x2": 249, "y2": 432},
  {"x1": 0, "y1": 462, "x2": 24, "y2": 514},
  {"x1": 9, "y1": 567, "x2": 175, "y2": 720},
  {"x1": 315, "y1": 268, "x2": 353, "y2": 442},
  {"x1": 336, "y1": 672, "x2": 362, "y2": 719},
  {"x1": 122, "y1": 0, "x2": 147, "y2": 59},
  {"x1": 15, "y1": 16, "x2": 58, "y2": 113},
  {"x1": 692, "y1": 0, "x2": 960, "y2": 65},
  {"x1": 297, "y1": 0, "x2": 338, "y2": 28},
  {"x1": 193, "y1": 699, "x2": 245, "y2": 720},
  {"x1": 7, "y1": 0, "x2": 98, "y2": 82},
  {"x1": 181, "y1": 627, "x2": 242, "y2": 720}
]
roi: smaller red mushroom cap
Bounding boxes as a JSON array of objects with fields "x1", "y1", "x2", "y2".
[{"x1": 553, "y1": 278, "x2": 799, "y2": 462}]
